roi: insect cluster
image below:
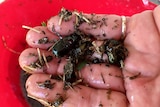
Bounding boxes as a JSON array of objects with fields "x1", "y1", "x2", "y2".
[
  {"x1": 49, "y1": 8, "x2": 129, "y2": 89},
  {"x1": 52, "y1": 32, "x2": 128, "y2": 89},
  {"x1": 52, "y1": 31, "x2": 94, "y2": 88}
]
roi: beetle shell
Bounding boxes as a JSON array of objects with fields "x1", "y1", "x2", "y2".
[{"x1": 52, "y1": 33, "x2": 81, "y2": 57}]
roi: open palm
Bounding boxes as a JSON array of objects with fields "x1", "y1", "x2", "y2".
[{"x1": 19, "y1": 6, "x2": 160, "y2": 107}]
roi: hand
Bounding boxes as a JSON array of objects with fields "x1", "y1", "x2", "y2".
[{"x1": 19, "y1": 6, "x2": 160, "y2": 107}]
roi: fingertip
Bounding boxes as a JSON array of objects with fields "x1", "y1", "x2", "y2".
[
  {"x1": 26, "y1": 26, "x2": 59, "y2": 49},
  {"x1": 26, "y1": 73, "x2": 65, "y2": 102},
  {"x1": 47, "y1": 15, "x2": 75, "y2": 36},
  {"x1": 19, "y1": 48, "x2": 37, "y2": 72},
  {"x1": 19, "y1": 48, "x2": 59, "y2": 74}
]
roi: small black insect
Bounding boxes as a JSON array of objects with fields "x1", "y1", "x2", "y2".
[{"x1": 52, "y1": 33, "x2": 81, "y2": 57}]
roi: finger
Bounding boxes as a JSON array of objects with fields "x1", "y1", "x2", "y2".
[
  {"x1": 153, "y1": 5, "x2": 160, "y2": 33},
  {"x1": 18, "y1": 48, "x2": 65, "y2": 74},
  {"x1": 26, "y1": 26, "x2": 59, "y2": 49},
  {"x1": 47, "y1": 10, "x2": 127, "y2": 40},
  {"x1": 26, "y1": 14, "x2": 127, "y2": 50},
  {"x1": 26, "y1": 74, "x2": 64, "y2": 102},
  {"x1": 81, "y1": 64, "x2": 125, "y2": 92},
  {"x1": 26, "y1": 73, "x2": 128, "y2": 107},
  {"x1": 19, "y1": 48, "x2": 124, "y2": 92}
]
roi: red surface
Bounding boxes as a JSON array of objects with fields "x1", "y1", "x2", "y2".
[{"x1": 0, "y1": 0, "x2": 156, "y2": 107}]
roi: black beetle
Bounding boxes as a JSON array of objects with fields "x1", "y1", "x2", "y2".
[{"x1": 52, "y1": 33, "x2": 81, "y2": 57}]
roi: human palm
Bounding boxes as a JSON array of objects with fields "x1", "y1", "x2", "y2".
[{"x1": 19, "y1": 6, "x2": 160, "y2": 107}]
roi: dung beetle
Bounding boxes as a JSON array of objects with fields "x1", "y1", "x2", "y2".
[{"x1": 52, "y1": 33, "x2": 81, "y2": 57}]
